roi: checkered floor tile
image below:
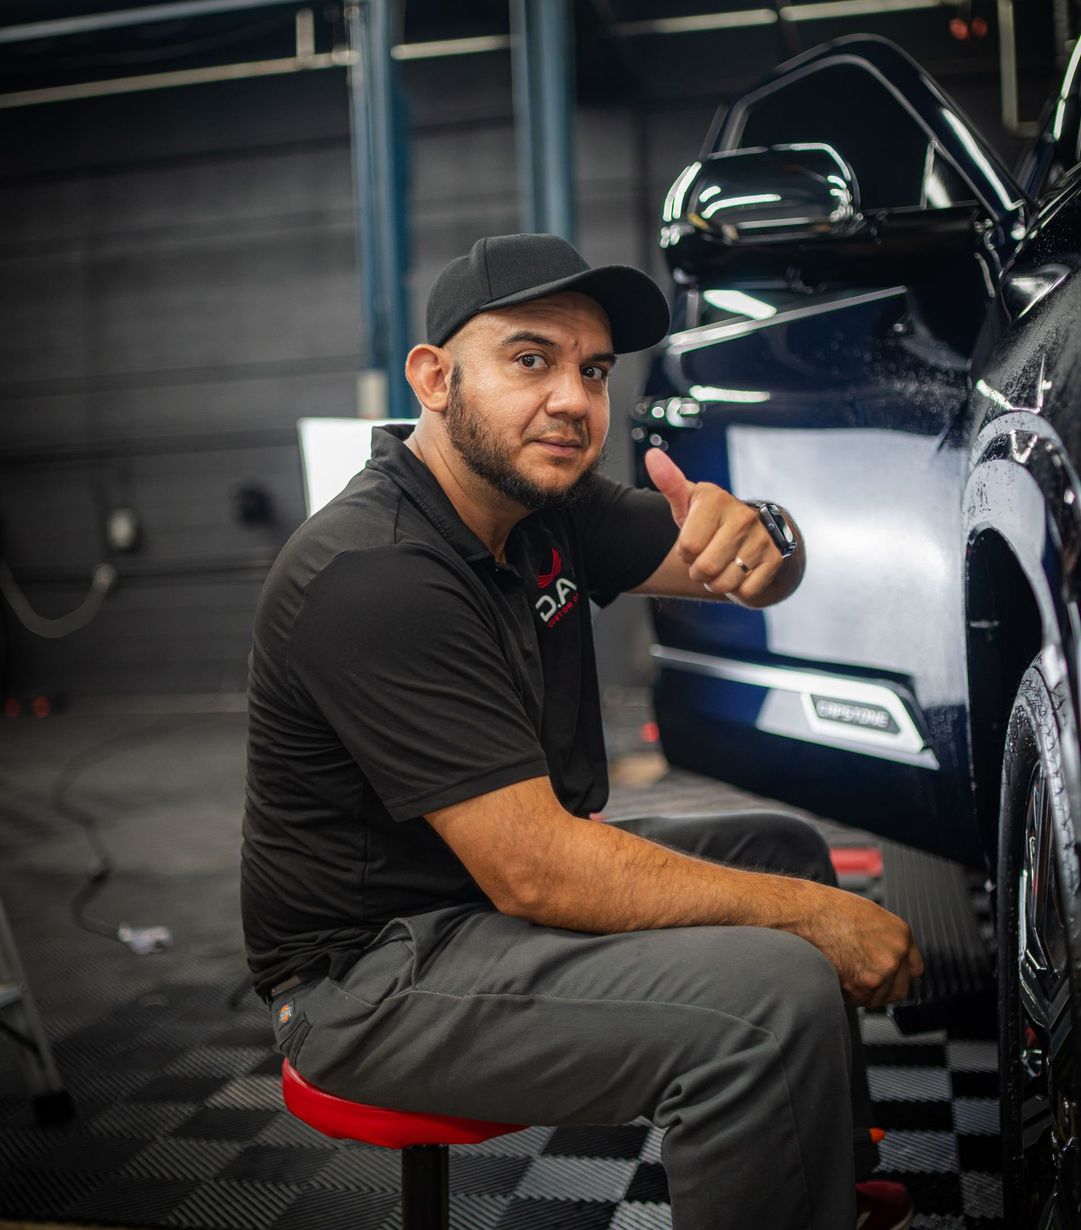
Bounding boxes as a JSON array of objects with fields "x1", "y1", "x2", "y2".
[
  {"x1": 0, "y1": 973, "x2": 1003, "y2": 1228},
  {"x1": 0, "y1": 712, "x2": 1004, "y2": 1228}
]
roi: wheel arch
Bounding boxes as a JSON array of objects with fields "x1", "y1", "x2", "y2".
[{"x1": 965, "y1": 528, "x2": 1042, "y2": 870}]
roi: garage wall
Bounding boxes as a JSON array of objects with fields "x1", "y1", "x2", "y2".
[
  {"x1": 0, "y1": 70, "x2": 362, "y2": 696},
  {"x1": 0, "y1": 40, "x2": 1018, "y2": 700},
  {"x1": 0, "y1": 51, "x2": 704, "y2": 699}
]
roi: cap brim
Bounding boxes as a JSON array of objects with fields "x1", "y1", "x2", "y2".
[{"x1": 481, "y1": 264, "x2": 670, "y2": 354}]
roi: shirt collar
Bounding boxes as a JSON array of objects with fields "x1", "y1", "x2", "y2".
[{"x1": 367, "y1": 423, "x2": 493, "y2": 564}]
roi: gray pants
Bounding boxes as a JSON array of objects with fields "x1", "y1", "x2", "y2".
[{"x1": 273, "y1": 811, "x2": 876, "y2": 1229}]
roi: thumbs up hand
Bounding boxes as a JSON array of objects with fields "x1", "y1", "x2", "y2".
[{"x1": 644, "y1": 447, "x2": 792, "y2": 604}]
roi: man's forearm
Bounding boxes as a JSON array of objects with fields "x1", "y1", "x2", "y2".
[
  {"x1": 508, "y1": 812, "x2": 819, "y2": 935},
  {"x1": 427, "y1": 776, "x2": 921, "y2": 1006},
  {"x1": 513, "y1": 814, "x2": 920, "y2": 1007}
]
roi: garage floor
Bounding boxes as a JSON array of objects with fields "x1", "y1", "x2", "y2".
[{"x1": 0, "y1": 701, "x2": 1002, "y2": 1229}]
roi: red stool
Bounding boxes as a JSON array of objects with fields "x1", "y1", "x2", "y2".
[{"x1": 281, "y1": 1060, "x2": 526, "y2": 1229}]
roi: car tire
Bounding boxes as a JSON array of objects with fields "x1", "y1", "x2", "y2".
[{"x1": 998, "y1": 655, "x2": 1081, "y2": 1228}]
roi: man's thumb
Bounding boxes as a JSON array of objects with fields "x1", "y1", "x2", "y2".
[{"x1": 645, "y1": 447, "x2": 694, "y2": 526}]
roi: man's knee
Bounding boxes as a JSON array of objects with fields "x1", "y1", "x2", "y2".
[
  {"x1": 747, "y1": 812, "x2": 837, "y2": 884},
  {"x1": 645, "y1": 927, "x2": 850, "y2": 1113},
  {"x1": 769, "y1": 928, "x2": 843, "y2": 1012},
  {"x1": 742, "y1": 929, "x2": 850, "y2": 1067},
  {"x1": 660, "y1": 924, "x2": 845, "y2": 1036},
  {"x1": 654, "y1": 810, "x2": 836, "y2": 884}
]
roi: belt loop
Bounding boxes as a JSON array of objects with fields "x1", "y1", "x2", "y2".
[{"x1": 270, "y1": 973, "x2": 304, "y2": 999}]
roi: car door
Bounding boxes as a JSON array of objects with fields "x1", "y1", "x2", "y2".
[{"x1": 638, "y1": 36, "x2": 1025, "y2": 862}]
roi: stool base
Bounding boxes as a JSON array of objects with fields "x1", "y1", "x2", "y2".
[{"x1": 402, "y1": 1144, "x2": 449, "y2": 1230}]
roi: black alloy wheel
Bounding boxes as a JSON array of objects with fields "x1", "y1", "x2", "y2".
[{"x1": 999, "y1": 658, "x2": 1081, "y2": 1228}]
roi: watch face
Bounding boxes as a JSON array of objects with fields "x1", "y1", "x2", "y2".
[{"x1": 758, "y1": 503, "x2": 797, "y2": 557}]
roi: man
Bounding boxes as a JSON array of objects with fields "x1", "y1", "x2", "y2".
[{"x1": 243, "y1": 233, "x2": 922, "y2": 1230}]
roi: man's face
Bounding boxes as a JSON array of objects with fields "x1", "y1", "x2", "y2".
[{"x1": 442, "y1": 292, "x2": 615, "y2": 511}]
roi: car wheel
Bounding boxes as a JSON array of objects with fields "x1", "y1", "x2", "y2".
[{"x1": 999, "y1": 657, "x2": 1081, "y2": 1228}]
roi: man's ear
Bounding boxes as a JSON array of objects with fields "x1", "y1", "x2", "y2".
[{"x1": 405, "y1": 344, "x2": 452, "y2": 413}]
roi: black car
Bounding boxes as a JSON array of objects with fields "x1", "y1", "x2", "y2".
[{"x1": 635, "y1": 34, "x2": 1081, "y2": 1225}]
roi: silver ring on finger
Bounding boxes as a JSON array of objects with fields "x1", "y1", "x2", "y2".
[{"x1": 734, "y1": 555, "x2": 753, "y2": 575}]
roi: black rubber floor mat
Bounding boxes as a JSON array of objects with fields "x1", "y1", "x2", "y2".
[{"x1": 0, "y1": 712, "x2": 1003, "y2": 1228}]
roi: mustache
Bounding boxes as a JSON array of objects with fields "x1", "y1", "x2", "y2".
[{"x1": 528, "y1": 428, "x2": 588, "y2": 447}]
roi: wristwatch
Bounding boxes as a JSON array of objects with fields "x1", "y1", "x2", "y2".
[{"x1": 745, "y1": 500, "x2": 798, "y2": 559}]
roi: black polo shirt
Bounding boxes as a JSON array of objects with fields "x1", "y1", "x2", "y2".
[{"x1": 241, "y1": 424, "x2": 678, "y2": 999}]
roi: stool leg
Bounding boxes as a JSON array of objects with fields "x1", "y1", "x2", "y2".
[{"x1": 401, "y1": 1144, "x2": 449, "y2": 1230}]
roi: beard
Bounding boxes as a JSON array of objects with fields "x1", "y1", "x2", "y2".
[{"x1": 444, "y1": 363, "x2": 603, "y2": 512}]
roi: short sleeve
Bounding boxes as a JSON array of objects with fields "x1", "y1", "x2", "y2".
[
  {"x1": 287, "y1": 546, "x2": 549, "y2": 820},
  {"x1": 573, "y1": 475, "x2": 678, "y2": 607}
]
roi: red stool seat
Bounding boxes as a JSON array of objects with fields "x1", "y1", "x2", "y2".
[{"x1": 281, "y1": 1060, "x2": 525, "y2": 1148}]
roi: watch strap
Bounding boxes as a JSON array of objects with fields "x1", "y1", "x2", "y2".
[{"x1": 745, "y1": 500, "x2": 798, "y2": 559}]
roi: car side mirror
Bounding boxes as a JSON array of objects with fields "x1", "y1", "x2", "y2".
[
  {"x1": 662, "y1": 145, "x2": 861, "y2": 254},
  {"x1": 662, "y1": 143, "x2": 981, "y2": 285}
]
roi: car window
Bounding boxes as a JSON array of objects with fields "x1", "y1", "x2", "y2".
[
  {"x1": 693, "y1": 287, "x2": 826, "y2": 328},
  {"x1": 727, "y1": 62, "x2": 975, "y2": 211},
  {"x1": 1018, "y1": 130, "x2": 1066, "y2": 198},
  {"x1": 687, "y1": 285, "x2": 903, "y2": 332},
  {"x1": 1017, "y1": 41, "x2": 1081, "y2": 198}
]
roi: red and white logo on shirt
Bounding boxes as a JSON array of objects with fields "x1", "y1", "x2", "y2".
[{"x1": 534, "y1": 547, "x2": 579, "y2": 628}]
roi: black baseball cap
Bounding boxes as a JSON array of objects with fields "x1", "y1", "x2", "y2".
[{"x1": 426, "y1": 233, "x2": 670, "y2": 354}]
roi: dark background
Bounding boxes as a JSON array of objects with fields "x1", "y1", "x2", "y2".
[{"x1": 0, "y1": 0, "x2": 1062, "y2": 700}]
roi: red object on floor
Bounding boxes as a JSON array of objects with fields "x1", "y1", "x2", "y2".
[
  {"x1": 639, "y1": 720, "x2": 660, "y2": 744},
  {"x1": 855, "y1": 1179, "x2": 914, "y2": 1230},
  {"x1": 281, "y1": 1060, "x2": 525, "y2": 1148},
  {"x1": 830, "y1": 846, "x2": 884, "y2": 879}
]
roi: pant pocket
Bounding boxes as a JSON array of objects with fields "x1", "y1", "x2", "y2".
[
  {"x1": 280, "y1": 1017, "x2": 311, "y2": 1066},
  {"x1": 333, "y1": 935, "x2": 414, "y2": 1006},
  {"x1": 395, "y1": 903, "x2": 492, "y2": 987}
]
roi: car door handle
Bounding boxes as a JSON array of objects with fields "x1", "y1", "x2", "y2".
[{"x1": 632, "y1": 397, "x2": 704, "y2": 430}]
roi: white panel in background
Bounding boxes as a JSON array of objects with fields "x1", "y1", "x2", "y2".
[
  {"x1": 297, "y1": 418, "x2": 417, "y2": 517},
  {"x1": 724, "y1": 424, "x2": 965, "y2": 705}
]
